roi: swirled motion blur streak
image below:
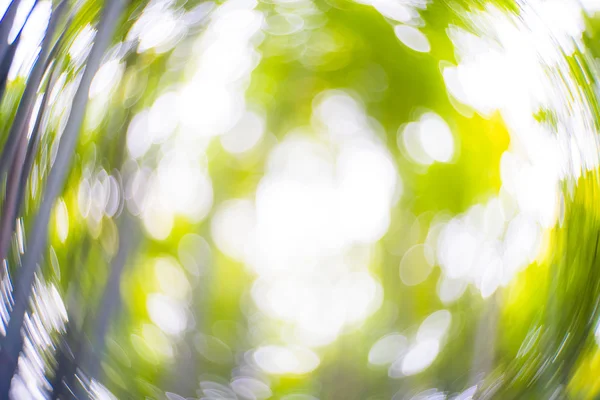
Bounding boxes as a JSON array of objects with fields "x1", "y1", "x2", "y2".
[{"x1": 0, "y1": 0, "x2": 600, "y2": 398}]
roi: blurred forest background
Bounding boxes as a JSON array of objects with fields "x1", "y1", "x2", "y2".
[{"x1": 2, "y1": 0, "x2": 600, "y2": 398}]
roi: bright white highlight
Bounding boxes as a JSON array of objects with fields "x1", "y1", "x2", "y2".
[
  {"x1": 368, "y1": 334, "x2": 407, "y2": 366},
  {"x1": 68, "y1": 25, "x2": 96, "y2": 69},
  {"x1": 127, "y1": 0, "x2": 262, "y2": 241},
  {"x1": 432, "y1": 0, "x2": 596, "y2": 297},
  {"x1": 419, "y1": 113, "x2": 455, "y2": 162},
  {"x1": 355, "y1": 0, "x2": 426, "y2": 24},
  {"x1": 129, "y1": 0, "x2": 187, "y2": 53},
  {"x1": 400, "y1": 112, "x2": 455, "y2": 166},
  {"x1": 212, "y1": 91, "x2": 398, "y2": 350},
  {"x1": 401, "y1": 339, "x2": 440, "y2": 376},
  {"x1": 140, "y1": 151, "x2": 213, "y2": 240},
  {"x1": 146, "y1": 294, "x2": 187, "y2": 336},
  {"x1": 386, "y1": 310, "x2": 451, "y2": 378},
  {"x1": 8, "y1": 1, "x2": 51, "y2": 80},
  {"x1": 89, "y1": 60, "x2": 124, "y2": 99},
  {"x1": 54, "y1": 198, "x2": 69, "y2": 243},
  {"x1": 394, "y1": 25, "x2": 430, "y2": 53},
  {"x1": 417, "y1": 310, "x2": 452, "y2": 342},
  {"x1": 253, "y1": 345, "x2": 320, "y2": 375},
  {"x1": 177, "y1": 0, "x2": 263, "y2": 139},
  {"x1": 220, "y1": 110, "x2": 265, "y2": 155}
]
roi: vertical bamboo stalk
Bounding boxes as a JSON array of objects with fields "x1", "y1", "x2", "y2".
[
  {"x1": 0, "y1": 1, "x2": 37, "y2": 100},
  {"x1": 0, "y1": 0, "x2": 65, "y2": 192},
  {"x1": 0, "y1": 0, "x2": 125, "y2": 395},
  {"x1": 0, "y1": 0, "x2": 25, "y2": 63}
]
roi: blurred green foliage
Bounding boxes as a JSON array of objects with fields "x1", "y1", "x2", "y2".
[{"x1": 2, "y1": 0, "x2": 600, "y2": 399}]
